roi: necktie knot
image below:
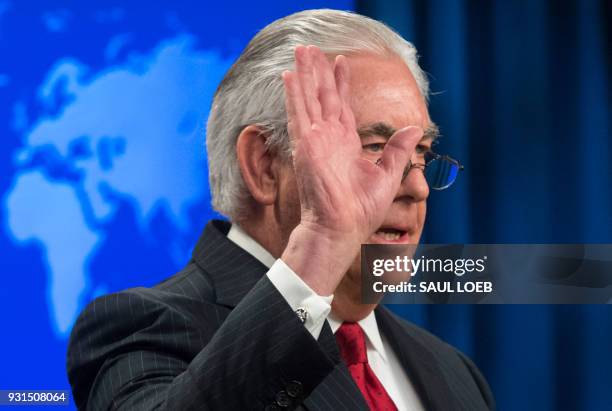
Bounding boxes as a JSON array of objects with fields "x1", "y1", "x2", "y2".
[{"x1": 335, "y1": 322, "x2": 368, "y2": 365}]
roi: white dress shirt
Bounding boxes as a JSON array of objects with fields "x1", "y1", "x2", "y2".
[{"x1": 227, "y1": 224, "x2": 424, "y2": 411}]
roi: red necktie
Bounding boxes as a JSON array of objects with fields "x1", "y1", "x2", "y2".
[{"x1": 335, "y1": 322, "x2": 398, "y2": 411}]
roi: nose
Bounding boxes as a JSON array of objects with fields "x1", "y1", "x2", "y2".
[{"x1": 396, "y1": 161, "x2": 429, "y2": 202}]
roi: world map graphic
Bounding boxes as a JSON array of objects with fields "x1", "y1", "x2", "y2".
[{"x1": 5, "y1": 36, "x2": 232, "y2": 336}]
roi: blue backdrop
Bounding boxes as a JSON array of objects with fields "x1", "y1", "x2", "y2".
[
  {"x1": 0, "y1": 1, "x2": 609, "y2": 410},
  {"x1": 356, "y1": 0, "x2": 612, "y2": 410},
  {"x1": 0, "y1": 1, "x2": 350, "y2": 409}
]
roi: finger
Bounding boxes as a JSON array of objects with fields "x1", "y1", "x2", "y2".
[
  {"x1": 379, "y1": 126, "x2": 423, "y2": 180},
  {"x1": 282, "y1": 70, "x2": 311, "y2": 143},
  {"x1": 310, "y1": 46, "x2": 341, "y2": 120},
  {"x1": 295, "y1": 45, "x2": 322, "y2": 122},
  {"x1": 334, "y1": 55, "x2": 356, "y2": 130}
]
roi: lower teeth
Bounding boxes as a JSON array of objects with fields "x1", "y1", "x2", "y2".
[{"x1": 378, "y1": 231, "x2": 400, "y2": 240}]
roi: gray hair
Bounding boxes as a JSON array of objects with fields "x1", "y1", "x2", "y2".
[{"x1": 206, "y1": 9, "x2": 429, "y2": 221}]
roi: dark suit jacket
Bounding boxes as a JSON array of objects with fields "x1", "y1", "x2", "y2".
[{"x1": 67, "y1": 220, "x2": 495, "y2": 410}]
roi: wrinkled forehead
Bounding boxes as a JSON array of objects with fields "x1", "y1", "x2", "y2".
[{"x1": 345, "y1": 53, "x2": 431, "y2": 132}]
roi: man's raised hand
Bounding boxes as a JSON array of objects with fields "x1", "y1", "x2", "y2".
[{"x1": 281, "y1": 45, "x2": 422, "y2": 295}]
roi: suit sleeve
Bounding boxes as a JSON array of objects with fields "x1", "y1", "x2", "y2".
[
  {"x1": 456, "y1": 350, "x2": 496, "y2": 411},
  {"x1": 67, "y1": 276, "x2": 337, "y2": 410}
]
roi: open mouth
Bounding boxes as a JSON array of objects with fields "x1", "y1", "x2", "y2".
[{"x1": 373, "y1": 227, "x2": 408, "y2": 242}]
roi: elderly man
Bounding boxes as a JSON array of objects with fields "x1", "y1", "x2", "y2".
[{"x1": 67, "y1": 9, "x2": 494, "y2": 411}]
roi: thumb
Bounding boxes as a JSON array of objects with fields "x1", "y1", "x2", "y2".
[{"x1": 379, "y1": 126, "x2": 423, "y2": 178}]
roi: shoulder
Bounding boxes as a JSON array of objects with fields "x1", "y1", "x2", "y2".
[
  {"x1": 69, "y1": 261, "x2": 222, "y2": 343},
  {"x1": 66, "y1": 262, "x2": 227, "y2": 406},
  {"x1": 77, "y1": 263, "x2": 215, "y2": 324}
]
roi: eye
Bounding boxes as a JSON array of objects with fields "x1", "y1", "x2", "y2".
[
  {"x1": 415, "y1": 144, "x2": 431, "y2": 154},
  {"x1": 362, "y1": 142, "x2": 386, "y2": 153},
  {"x1": 361, "y1": 135, "x2": 388, "y2": 153}
]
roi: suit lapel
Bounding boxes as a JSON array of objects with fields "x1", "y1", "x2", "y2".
[
  {"x1": 303, "y1": 321, "x2": 369, "y2": 411},
  {"x1": 376, "y1": 306, "x2": 460, "y2": 411},
  {"x1": 191, "y1": 220, "x2": 269, "y2": 307}
]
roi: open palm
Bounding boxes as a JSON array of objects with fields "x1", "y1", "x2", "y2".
[{"x1": 282, "y1": 46, "x2": 422, "y2": 245}]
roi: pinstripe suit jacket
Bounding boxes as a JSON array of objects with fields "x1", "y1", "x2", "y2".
[{"x1": 67, "y1": 220, "x2": 495, "y2": 410}]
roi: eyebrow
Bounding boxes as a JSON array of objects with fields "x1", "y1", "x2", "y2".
[{"x1": 356, "y1": 122, "x2": 440, "y2": 143}]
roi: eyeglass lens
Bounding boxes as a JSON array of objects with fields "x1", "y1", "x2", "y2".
[{"x1": 424, "y1": 156, "x2": 460, "y2": 190}]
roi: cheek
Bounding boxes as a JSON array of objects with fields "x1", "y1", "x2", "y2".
[{"x1": 417, "y1": 201, "x2": 427, "y2": 233}]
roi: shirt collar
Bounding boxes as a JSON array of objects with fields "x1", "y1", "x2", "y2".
[
  {"x1": 226, "y1": 223, "x2": 276, "y2": 268},
  {"x1": 328, "y1": 310, "x2": 388, "y2": 363}
]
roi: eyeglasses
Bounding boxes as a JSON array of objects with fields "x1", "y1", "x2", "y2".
[{"x1": 378, "y1": 151, "x2": 463, "y2": 190}]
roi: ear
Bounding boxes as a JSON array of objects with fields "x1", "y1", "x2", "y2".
[{"x1": 236, "y1": 125, "x2": 278, "y2": 206}]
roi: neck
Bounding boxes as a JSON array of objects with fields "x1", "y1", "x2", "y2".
[
  {"x1": 237, "y1": 208, "x2": 290, "y2": 260},
  {"x1": 331, "y1": 272, "x2": 379, "y2": 322}
]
